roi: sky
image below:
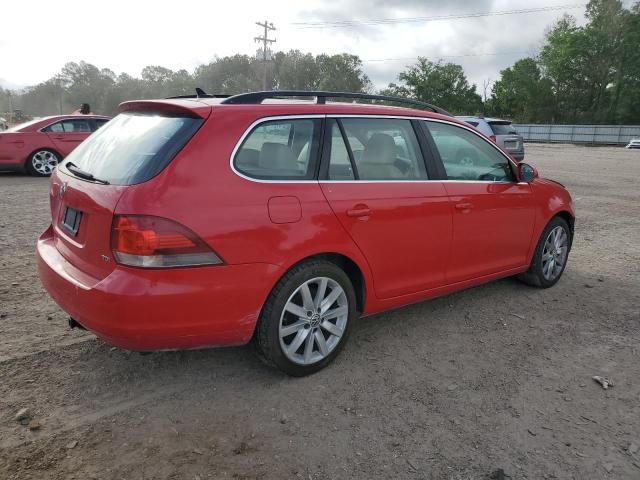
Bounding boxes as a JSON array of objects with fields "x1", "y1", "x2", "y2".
[{"x1": 0, "y1": 0, "x2": 593, "y2": 93}]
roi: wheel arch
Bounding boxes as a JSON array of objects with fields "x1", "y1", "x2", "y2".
[
  {"x1": 278, "y1": 252, "x2": 367, "y2": 314},
  {"x1": 552, "y1": 210, "x2": 575, "y2": 250}
]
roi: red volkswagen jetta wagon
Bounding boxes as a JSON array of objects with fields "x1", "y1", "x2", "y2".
[{"x1": 37, "y1": 91, "x2": 574, "y2": 376}]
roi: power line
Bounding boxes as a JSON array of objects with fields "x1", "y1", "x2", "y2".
[
  {"x1": 292, "y1": 4, "x2": 585, "y2": 29},
  {"x1": 255, "y1": 20, "x2": 276, "y2": 90},
  {"x1": 362, "y1": 51, "x2": 534, "y2": 63}
]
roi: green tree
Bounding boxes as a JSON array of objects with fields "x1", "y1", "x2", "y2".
[
  {"x1": 315, "y1": 53, "x2": 372, "y2": 92},
  {"x1": 0, "y1": 87, "x2": 13, "y2": 113},
  {"x1": 538, "y1": 0, "x2": 637, "y2": 123},
  {"x1": 581, "y1": 0, "x2": 627, "y2": 122},
  {"x1": 610, "y1": 2, "x2": 640, "y2": 122},
  {"x1": 103, "y1": 73, "x2": 148, "y2": 113},
  {"x1": 20, "y1": 79, "x2": 67, "y2": 116},
  {"x1": 273, "y1": 50, "x2": 320, "y2": 90},
  {"x1": 383, "y1": 58, "x2": 482, "y2": 114},
  {"x1": 490, "y1": 58, "x2": 554, "y2": 122},
  {"x1": 57, "y1": 61, "x2": 116, "y2": 113},
  {"x1": 194, "y1": 55, "x2": 262, "y2": 93}
]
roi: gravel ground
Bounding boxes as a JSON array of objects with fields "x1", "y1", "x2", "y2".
[{"x1": 1, "y1": 144, "x2": 639, "y2": 480}]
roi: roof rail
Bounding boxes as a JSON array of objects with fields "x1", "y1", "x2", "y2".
[
  {"x1": 220, "y1": 90, "x2": 451, "y2": 116},
  {"x1": 166, "y1": 88, "x2": 231, "y2": 100}
]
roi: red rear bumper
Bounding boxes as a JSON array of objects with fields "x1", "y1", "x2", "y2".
[{"x1": 37, "y1": 225, "x2": 281, "y2": 350}]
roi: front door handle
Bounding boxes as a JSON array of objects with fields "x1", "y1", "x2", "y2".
[
  {"x1": 54, "y1": 135, "x2": 65, "y2": 140},
  {"x1": 346, "y1": 205, "x2": 371, "y2": 218},
  {"x1": 455, "y1": 202, "x2": 473, "y2": 211}
]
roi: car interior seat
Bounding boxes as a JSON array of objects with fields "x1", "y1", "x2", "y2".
[
  {"x1": 259, "y1": 142, "x2": 300, "y2": 173},
  {"x1": 358, "y1": 133, "x2": 404, "y2": 180}
]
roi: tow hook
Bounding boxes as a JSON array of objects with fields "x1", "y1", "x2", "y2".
[{"x1": 68, "y1": 317, "x2": 86, "y2": 330}]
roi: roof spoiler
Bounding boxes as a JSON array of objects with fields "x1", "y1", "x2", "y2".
[{"x1": 118, "y1": 99, "x2": 211, "y2": 118}]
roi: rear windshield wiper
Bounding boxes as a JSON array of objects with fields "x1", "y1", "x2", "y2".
[{"x1": 65, "y1": 162, "x2": 110, "y2": 185}]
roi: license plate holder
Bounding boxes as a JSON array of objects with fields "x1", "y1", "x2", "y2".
[
  {"x1": 505, "y1": 140, "x2": 518, "y2": 149},
  {"x1": 62, "y1": 207, "x2": 82, "y2": 236}
]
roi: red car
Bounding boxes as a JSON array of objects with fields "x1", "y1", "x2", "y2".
[
  {"x1": 0, "y1": 115, "x2": 110, "y2": 176},
  {"x1": 37, "y1": 91, "x2": 574, "y2": 376}
]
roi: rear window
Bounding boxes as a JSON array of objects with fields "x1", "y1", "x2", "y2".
[
  {"x1": 60, "y1": 113, "x2": 203, "y2": 185},
  {"x1": 489, "y1": 122, "x2": 518, "y2": 135},
  {"x1": 43, "y1": 119, "x2": 92, "y2": 133},
  {"x1": 6, "y1": 118, "x2": 44, "y2": 132},
  {"x1": 234, "y1": 118, "x2": 320, "y2": 180}
]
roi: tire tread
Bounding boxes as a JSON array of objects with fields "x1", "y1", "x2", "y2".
[
  {"x1": 255, "y1": 259, "x2": 355, "y2": 376},
  {"x1": 518, "y1": 216, "x2": 571, "y2": 288}
]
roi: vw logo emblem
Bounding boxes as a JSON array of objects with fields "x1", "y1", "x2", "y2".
[{"x1": 59, "y1": 182, "x2": 67, "y2": 199}]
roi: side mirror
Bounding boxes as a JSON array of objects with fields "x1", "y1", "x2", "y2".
[{"x1": 518, "y1": 163, "x2": 538, "y2": 183}]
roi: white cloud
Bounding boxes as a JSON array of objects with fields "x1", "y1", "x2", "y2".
[{"x1": 0, "y1": 0, "x2": 588, "y2": 92}]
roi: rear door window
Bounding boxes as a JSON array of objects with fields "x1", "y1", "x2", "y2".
[
  {"x1": 234, "y1": 119, "x2": 320, "y2": 180},
  {"x1": 44, "y1": 122, "x2": 64, "y2": 133},
  {"x1": 60, "y1": 112, "x2": 203, "y2": 185},
  {"x1": 328, "y1": 118, "x2": 427, "y2": 181},
  {"x1": 43, "y1": 119, "x2": 92, "y2": 133}
]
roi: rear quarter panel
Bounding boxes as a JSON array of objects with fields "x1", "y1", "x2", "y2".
[
  {"x1": 114, "y1": 109, "x2": 376, "y2": 309},
  {"x1": 0, "y1": 132, "x2": 55, "y2": 168}
]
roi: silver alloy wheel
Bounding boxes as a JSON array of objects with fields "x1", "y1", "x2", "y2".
[
  {"x1": 279, "y1": 277, "x2": 348, "y2": 365},
  {"x1": 541, "y1": 225, "x2": 568, "y2": 281},
  {"x1": 31, "y1": 150, "x2": 59, "y2": 175}
]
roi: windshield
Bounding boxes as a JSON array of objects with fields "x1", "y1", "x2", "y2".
[
  {"x1": 60, "y1": 112, "x2": 203, "y2": 185},
  {"x1": 489, "y1": 122, "x2": 518, "y2": 135}
]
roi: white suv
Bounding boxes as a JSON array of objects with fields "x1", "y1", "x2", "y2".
[{"x1": 457, "y1": 116, "x2": 525, "y2": 161}]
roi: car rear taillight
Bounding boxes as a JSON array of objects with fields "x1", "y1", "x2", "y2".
[
  {"x1": 111, "y1": 215, "x2": 222, "y2": 268},
  {"x1": 489, "y1": 135, "x2": 497, "y2": 143}
]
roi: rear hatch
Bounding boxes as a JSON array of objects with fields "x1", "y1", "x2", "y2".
[
  {"x1": 489, "y1": 121, "x2": 523, "y2": 152},
  {"x1": 49, "y1": 102, "x2": 209, "y2": 280},
  {"x1": 51, "y1": 172, "x2": 127, "y2": 279}
]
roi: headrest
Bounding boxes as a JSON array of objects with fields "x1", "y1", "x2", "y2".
[
  {"x1": 259, "y1": 142, "x2": 297, "y2": 170},
  {"x1": 362, "y1": 133, "x2": 396, "y2": 164}
]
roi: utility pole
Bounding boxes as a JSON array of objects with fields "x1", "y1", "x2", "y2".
[
  {"x1": 255, "y1": 20, "x2": 276, "y2": 90},
  {"x1": 58, "y1": 78, "x2": 63, "y2": 115},
  {"x1": 8, "y1": 91, "x2": 13, "y2": 123}
]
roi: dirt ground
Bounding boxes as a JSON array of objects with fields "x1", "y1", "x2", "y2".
[{"x1": 1, "y1": 144, "x2": 639, "y2": 480}]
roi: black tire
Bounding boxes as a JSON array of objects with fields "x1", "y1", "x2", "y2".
[
  {"x1": 26, "y1": 149, "x2": 60, "y2": 177},
  {"x1": 255, "y1": 260, "x2": 357, "y2": 376},
  {"x1": 518, "y1": 216, "x2": 571, "y2": 288}
]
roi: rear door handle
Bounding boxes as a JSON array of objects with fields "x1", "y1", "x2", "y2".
[
  {"x1": 346, "y1": 205, "x2": 371, "y2": 218},
  {"x1": 54, "y1": 135, "x2": 65, "y2": 140},
  {"x1": 455, "y1": 202, "x2": 473, "y2": 211}
]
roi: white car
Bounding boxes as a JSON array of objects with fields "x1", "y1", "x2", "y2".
[
  {"x1": 0, "y1": 117, "x2": 8, "y2": 131},
  {"x1": 625, "y1": 138, "x2": 640, "y2": 149}
]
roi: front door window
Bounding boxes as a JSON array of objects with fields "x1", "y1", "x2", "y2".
[{"x1": 426, "y1": 121, "x2": 514, "y2": 182}]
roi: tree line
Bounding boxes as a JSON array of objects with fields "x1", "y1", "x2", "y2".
[{"x1": 1, "y1": 0, "x2": 638, "y2": 124}]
